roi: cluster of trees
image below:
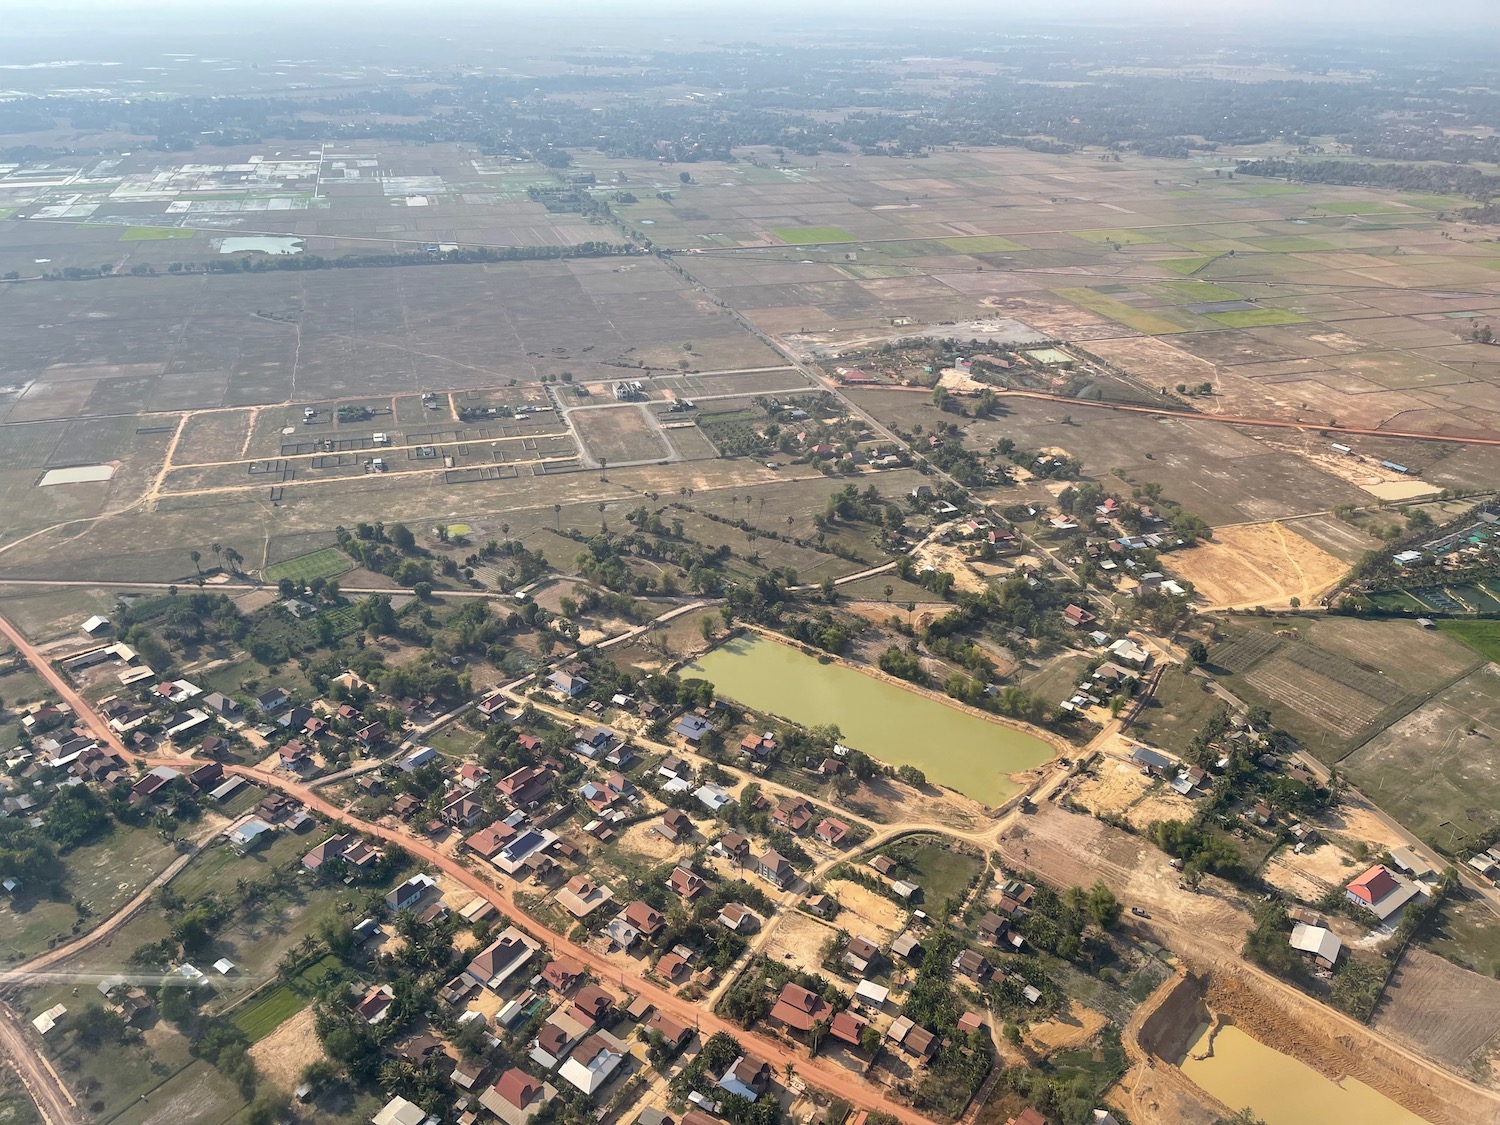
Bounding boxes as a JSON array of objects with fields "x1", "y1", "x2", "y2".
[{"x1": 1237, "y1": 157, "x2": 1500, "y2": 201}]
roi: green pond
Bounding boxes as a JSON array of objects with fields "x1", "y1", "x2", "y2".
[
  {"x1": 1180, "y1": 1024, "x2": 1429, "y2": 1125},
  {"x1": 682, "y1": 635, "x2": 1054, "y2": 804}
]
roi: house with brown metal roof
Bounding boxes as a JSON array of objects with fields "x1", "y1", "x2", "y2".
[{"x1": 769, "y1": 982, "x2": 831, "y2": 1032}]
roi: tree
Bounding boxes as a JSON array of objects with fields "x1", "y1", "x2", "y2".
[
  {"x1": 1186, "y1": 640, "x2": 1209, "y2": 665},
  {"x1": 1086, "y1": 881, "x2": 1122, "y2": 930},
  {"x1": 820, "y1": 574, "x2": 836, "y2": 602},
  {"x1": 701, "y1": 614, "x2": 717, "y2": 642},
  {"x1": 189, "y1": 550, "x2": 202, "y2": 574},
  {"x1": 389, "y1": 523, "x2": 416, "y2": 551},
  {"x1": 679, "y1": 171, "x2": 692, "y2": 184},
  {"x1": 883, "y1": 584, "x2": 894, "y2": 603},
  {"x1": 553, "y1": 503, "x2": 562, "y2": 528}
]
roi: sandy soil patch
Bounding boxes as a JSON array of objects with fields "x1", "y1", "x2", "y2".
[
  {"x1": 613, "y1": 819, "x2": 688, "y2": 865},
  {"x1": 1164, "y1": 522, "x2": 1347, "y2": 609},
  {"x1": 760, "y1": 909, "x2": 838, "y2": 966},
  {"x1": 248, "y1": 1006, "x2": 325, "y2": 1089},
  {"x1": 938, "y1": 366, "x2": 989, "y2": 393},
  {"x1": 1364, "y1": 479, "x2": 1442, "y2": 500},
  {"x1": 1025, "y1": 999, "x2": 1108, "y2": 1052},
  {"x1": 850, "y1": 775, "x2": 988, "y2": 835},
  {"x1": 909, "y1": 539, "x2": 989, "y2": 594},
  {"x1": 1068, "y1": 759, "x2": 1197, "y2": 830},
  {"x1": 821, "y1": 878, "x2": 906, "y2": 942},
  {"x1": 1263, "y1": 845, "x2": 1357, "y2": 902}
]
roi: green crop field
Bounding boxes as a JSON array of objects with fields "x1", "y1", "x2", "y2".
[
  {"x1": 1053, "y1": 287, "x2": 1186, "y2": 334},
  {"x1": 938, "y1": 235, "x2": 1025, "y2": 252},
  {"x1": 1438, "y1": 619, "x2": 1500, "y2": 662},
  {"x1": 231, "y1": 985, "x2": 306, "y2": 1041},
  {"x1": 119, "y1": 226, "x2": 195, "y2": 241},
  {"x1": 263, "y1": 547, "x2": 354, "y2": 584},
  {"x1": 1156, "y1": 280, "x2": 1244, "y2": 303},
  {"x1": 1155, "y1": 256, "x2": 1218, "y2": 275},
  {"x1": 1205, "y1": 307, "x2": 1308, "y2": 327},
  {"x1": 1073, "y1": 228, "x2": 1162, "y2": 245},
  {"x1": 1310, "y1": 201, "x2": 1401, "y2": 215},
  {"x1": 772, "y1": 226, "x2": 855, "y2": 244}
]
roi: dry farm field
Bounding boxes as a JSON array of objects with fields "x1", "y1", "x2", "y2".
[{"x1": 1372, "y1": 949, "x2": 1500, "y2": 1076}]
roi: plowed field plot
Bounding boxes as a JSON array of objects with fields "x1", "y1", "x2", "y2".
[
  {"x1": 1242, "y1": 649, "x2": 1399, "y2": 738},
  {"x1": 1372, "y1": 948, "x2": 1500, "y2": 1072},
  {"x1": 571, "y1": 406, "x2": 670, "y2": 463}
]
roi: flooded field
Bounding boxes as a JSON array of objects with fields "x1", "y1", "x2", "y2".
[
  {"x1": 1180, "y1": 1024, "x2": 1431, "y2": 1125},
  {"x1": 682, "y1": 634, "x2": 1053, "y2": 804}
]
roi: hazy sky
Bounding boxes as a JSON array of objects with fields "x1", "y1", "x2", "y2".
[{"x1": 7, "y1": 0, "x2": 1499, "y2": 26}]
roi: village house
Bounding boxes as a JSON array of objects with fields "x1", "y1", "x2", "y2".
[
  {"x1": 716, "y1": 1056, "x2": 773, "y2": 1103},
  {"x1": 657, "y1": 808, "x2": 694, "y2": 843},
  {"x1": 669, "y1": 866, "x2": 707, "y2": 900},
  {"x1": 769, "y1": 982, "x2": 831, "y2": 1033},
  {"x1": 465, "y1": 927, "x2": 541, "y2": 992},
  {"x1": 1346, "y1": 864, "x2": 1421, "y2": 921},
  {"x1": 815, "y1": 817, "x2": 851, "y2": 846},
  {"x1": 623, "y1": 901, "x2": 665, "y2": 938},
  {"x1": 479, "y1": 1068, "x2": 555, "y2": 1125},
  {"x1": 756, "y1": 848, "x2": 795, "y2": 889},
  {"x1": 716, "y1": 903, "x2": 759, "y2": 933},
  {"x1": 772, "y1": 797, "x2": 815, "y2": 833},
  {"x1": 557, "y1": 875, "x2": 613, "y2": 918}
]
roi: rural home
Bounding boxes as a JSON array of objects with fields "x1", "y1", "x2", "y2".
[
  {"x1": 1345, "y1": 864, "x2": 1422, "y2": 921},
  {"x1": 756, "y1": 848, "x2": 795, "y2": 889},
  {"x1": 1288, "y1": 924, "x2": 1343, "y2": 970},
  {"x1": 716, "y1": 1056, "x2": 773, "y2": 1102},
  {"x1": 466, "y1": 927, "x2": 540, "y2": 991},
  {"x1": 769, "y1": 982, "x2": 831, "y2": 1033},
  {"x1": 479, "y1": 1069, "x2": 555, "y2": 1125}
]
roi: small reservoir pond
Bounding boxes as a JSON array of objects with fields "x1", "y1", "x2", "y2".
[
  {"x1": 217, "y1": 235, "x2": 303, "y2": 255},
  {"x1": 1180, "y1": 1024, "x2": 1429, "y2": 1125},
  {"x1": 682, "y1": 635, "x2": 1053, "y2": 804}
]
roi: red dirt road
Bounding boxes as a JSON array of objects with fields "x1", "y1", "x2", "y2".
[
  {"x1": 216, "y1": 763, "x2": 937, "y2": 1124},
  {"x1": 0, "y1": 612, "x2": 129, "y2": 759}
]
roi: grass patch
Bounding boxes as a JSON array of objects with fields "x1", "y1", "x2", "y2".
[
  {"x1": 231, "y1": 985, "x2": 306, "y2": 1041},
  {"x1": 1244, "y1": 236, "x2": 1337, "y2": 252},
  {"x1": 1310, "y1": 201, "x2": 1401, "y2": 215},
  {"x1": 1235, "y1": 183, "x2": 1307, "y2": 197},
  {"x1": 1052, "y1": 288, "x2": 1186, "y2": 335},
  {"x1": 1205, "y1": 307, "x2": 1308, "y2": 328},
  {"x1": 1155, "y1": 256, "x2": 1218, "y2": 275},
  {"x1": 447, "y1": 523, "x2": 472, "y2": 538},
  {"x1": 772, "y1": 226, "x2": 855, "y2": 245},
  {"x1": 880, "y1": 837, "x2": 983, "y2": 911},
  {"x1": 937, "y1": 235, "x2": 1025, "y2": 253},
  {"x1": 1437, "y1": 619, "x2": 1500, "y2": 663},
  {"x1": 1073, "y1": 228, "x2": 1162, "y2": 246},
  {"x1": 263, "y1": 547, "x2": 354, "y2": 584},
  {"x1": 119, "y1": 226, "x2": 195, "y2": 241},
  {"x1": 1155, "y1": 280, "x2": 1243, "y2": 303}
]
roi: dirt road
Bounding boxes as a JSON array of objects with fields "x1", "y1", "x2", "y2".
[
  {"x1": 210, "y1": 761, "x2": 937, "y2": 1125},
  {"x1": 0, "y1": 610, "x2": 129, "y2": 759},
  {"x1": 0, "y1": 1002, "x2": 78, "y2": 1125}
]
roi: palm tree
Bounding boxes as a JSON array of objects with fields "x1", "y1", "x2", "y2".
[
  {"x1": 553, "y1": 503, "x2": 562, "y2": 528},
  {"x1": 784, "y1": 1061, "x2": 796, "y2": 1086},
  {"x1": 883, "y1": 584, "x2": 894, "y2": 603},
  {"x1": 210, "y1": 542, "x2": 221, "y2": 567},
  {"x1": 189, "y1": 550, "x2": 201, "y2": 574}
]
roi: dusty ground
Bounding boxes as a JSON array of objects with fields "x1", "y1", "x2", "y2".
[
  {"x1": 248, "y1": 1006, "x2": 325, "y2": 1089},
  {"x1": 1261, "y1": 841, "x2": 1363, "y2": 903},
  {"x1": 999, "y1": 801, "x2": 1252, "y2": 953},
  {"x1": 612, "y1": 819, "x2": 687, "y2": 865},
  {"x1": 908, "y1": 539, "x2": 991, "y2": 594},
  {"x1": 1024, "y1": 999, "x2": 1107, "y2": 1054},
  {"x1": 1164, "y1": 521, "x2": 1347, "y2": 609},
  {"x1": 759, "y1": 908, "x2": 839, "y2": 967},
  {"x1": 821, "y1": 878, "x2": 907, "y2": 942},
  {"x1": 1067, "y1": 757, "x2": 1197, "y2": 831},
  {"x1": 848, "y1": 775, "x2": 989, "y2": 834}
]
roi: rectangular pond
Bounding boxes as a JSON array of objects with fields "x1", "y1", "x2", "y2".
[
  {"x1": 1179, "y1": 1024, "x2": 1429, "y2": 1125},
  {"x1": 681, "y1": 634, "x2": 1054, "y2": 804}
]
